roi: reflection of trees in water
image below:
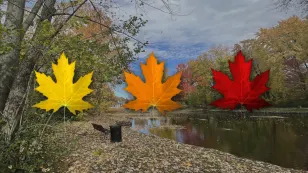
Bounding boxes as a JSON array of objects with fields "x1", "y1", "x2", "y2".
[
  {"x1": 305, "y1": 143, "x2": 308, "y2": 170},
  {"x1": 270, "y1": 121, "x2": 276, "y2": 163},
  {"x1": 179, "y1": 120, "x2": 218, "y2": 147},
  {"x1": 180, "y1": 123, "x2": 200, "y2": 145},
  {"x1": 170, "y1": 116, "x2": 190, "y2": 125},
  {"x1": 133, "y1": 118, "x2": 163, "y2": 128},
  {"x1": 221, "y1": 116, "x2": 306, "y2": 169},
  {"x1": 133, "y1": 114, "x2": 308, "y2": 170},
  {"x1": 149, "y1": 128, "x2": 176, "y2": 140},
  {"x1": 174, "y1": 115, "x2": 308, "y2": 169}
]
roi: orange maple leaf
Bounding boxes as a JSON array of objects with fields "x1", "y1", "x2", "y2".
[{"x1": 123, "y1": 52, "x2": 182, "y2": 114}]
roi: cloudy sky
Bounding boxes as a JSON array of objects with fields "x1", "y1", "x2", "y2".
[{"x1": 111, "y1": 0, "x2": 299, "y2": 98}]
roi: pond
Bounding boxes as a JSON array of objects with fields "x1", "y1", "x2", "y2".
[{"x1": 130, "y1": 111, "x2": 308, "y2": 170}]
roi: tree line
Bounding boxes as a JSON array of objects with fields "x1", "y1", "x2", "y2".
[{"x1": 175, "y1": 16, "x2": 308, "y2": 108}]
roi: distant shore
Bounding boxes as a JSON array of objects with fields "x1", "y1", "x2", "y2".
[{"x1": 108, "y1": 107, "x2": 308, "y2": 116}]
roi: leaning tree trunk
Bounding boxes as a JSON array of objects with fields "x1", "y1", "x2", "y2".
[
  {"x1": 1, "y1": 0, "x2": 88, "y2": 142},
  {"x1": 2, "y1": 48, "x2": 39, "y2": 142},
  {"x1": 0, "y1": 0, "x2": 25, "y2": 112},
  {"x1": 2, "y1": 0, "x2": 56, "y2": 142},
  {"x1": 0, "y1": 0, "x2": 44, "y2": 113}
]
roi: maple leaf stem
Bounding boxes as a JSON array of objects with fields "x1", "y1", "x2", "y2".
[
  {"x1": 40, "y1": 112, "x2": 55, "y2": 140},
  {"x1": 63, "y1": 107, "x2": 67, "y2": 145}
]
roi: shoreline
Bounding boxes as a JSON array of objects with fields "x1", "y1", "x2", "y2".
[
  {"x1": 57, "y1": 112, "x2": 308, "y2": 173},
  {"x1": 109, "y1": 107, "x2": 308, "y2": 115}
]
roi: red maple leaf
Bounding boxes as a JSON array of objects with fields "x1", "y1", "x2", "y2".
[{"x1": 210, "y1": 51, "x2": 271, "y2": 112}]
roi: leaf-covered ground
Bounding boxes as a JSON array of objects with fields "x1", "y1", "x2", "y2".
[{"x1": 53, "y1": 112, "x2": 307, "y2": 173}]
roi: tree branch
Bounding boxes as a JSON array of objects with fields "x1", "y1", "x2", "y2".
[
  {"x1": 23, "y1": 0, "x2": 44, "y2": 31},
  {"x1": 135, "y1": 0, "x2": 192, "y2": 16},
  {"x1": 52, "y1": 12, "x2": 146, "y2": 45},
  {"x1": 89, "y1": 0, "x2": 123, "y2": 59},
  {"x1": 6, "y1": 0, "x2": 42, "y2": 20},
  {"x1": 50, "y1": 0, "x2": 88, "y2": 39}
]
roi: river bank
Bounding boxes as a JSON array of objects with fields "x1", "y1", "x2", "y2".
[
  {"x1": 111, "y1": 107, "x2": 308, "y2": 114},
  {"x1": 175, "y1": 107, "x2": 308, "y2": 113},
  {"x1": 53, "y1": 111, "x2": 307, "y2": 173}
]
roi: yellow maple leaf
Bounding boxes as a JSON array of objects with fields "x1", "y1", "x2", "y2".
[
  {"x1": 123, "y1": 52, "x2": 182, "y2": 114},
  {"x1": 33, "y1": 52, "x2": 93, "y2": 115}
]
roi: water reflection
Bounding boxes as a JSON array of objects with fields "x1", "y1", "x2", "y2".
[{"x1": 131, "y1": 113, "x2": 308, "y2": 170}]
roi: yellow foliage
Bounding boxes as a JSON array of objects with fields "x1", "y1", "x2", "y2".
[{"x1": 33, "y1": 52, "x2": 93, "y2": 115}]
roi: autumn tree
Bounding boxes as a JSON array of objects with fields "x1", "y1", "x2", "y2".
[
  {"x1": 178, "y1": 46, "x2": 233, "y2": 107},
  {"x1": 234, "y1": 16, "x2": 308, "y2": 105},
  {"x1": 257, "y1": 16, "x2": 308, "y2": 101},
  {"x1": 175, "y1": 63, "x2": 196, "y2": 101}
]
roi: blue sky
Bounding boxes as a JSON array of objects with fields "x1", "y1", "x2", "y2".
[
  {"x1": 110, "y1": 0, "x2": 299, "y2": 99},
  {"x1": 113, "y1": 43, "x2": 214, "y2": 98}
]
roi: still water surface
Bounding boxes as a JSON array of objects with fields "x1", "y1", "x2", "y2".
[{"x1": 131, "y1": 112, "x2": 308, "y2": 170}]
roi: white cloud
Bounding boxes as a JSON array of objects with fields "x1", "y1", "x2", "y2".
[
  {"x1": 107, "y1": 0, "x2": 299, "y2": 60},
  {"x1": 106, "y1": 0, "x2": 300, "y2": 98}
]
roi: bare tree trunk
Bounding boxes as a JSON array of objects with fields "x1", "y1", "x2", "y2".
[
  {"x1": 0, "y1": 0, "x2": 25, "y2": 112},
  {"x1": 2, "y1": 0, "x2": 56, "y2": 142},
  {"x1": 23, "y1": 0, "x2": 44, "y2": 31},
  {"x1": 2, "y1": 48, "x2": 38, "y2": 142}
]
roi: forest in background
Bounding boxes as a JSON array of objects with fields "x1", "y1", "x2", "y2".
[{"x1": 174, "y1": 16, "x2": 308, "y2": 108}]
